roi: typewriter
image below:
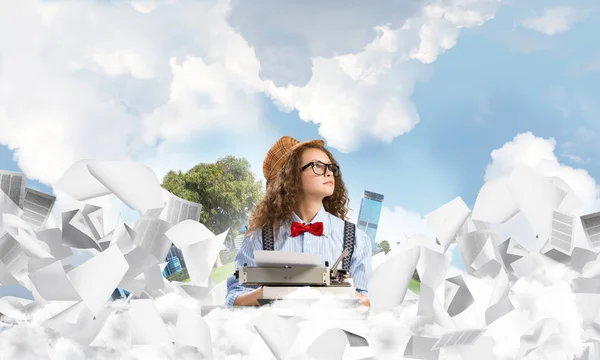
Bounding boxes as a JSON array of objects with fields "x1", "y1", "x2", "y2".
[{"x1": 233, "y1": 248, "x2": 356, "y2": 302}]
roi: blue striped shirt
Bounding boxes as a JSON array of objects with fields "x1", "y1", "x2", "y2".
[{"x1": 225, "y1": 205, "x2": 372, "y2": 307}]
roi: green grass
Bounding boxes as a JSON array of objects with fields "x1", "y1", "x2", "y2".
[
  {"x1": 409, "y1": 278, "x2": 420, "y2": 294},
  {"x1": 210, "y1": 262, "x2": 236, "y2": 283},
  {"x1": 178, "y1": 262, "x2": 236, "y2": 284}
]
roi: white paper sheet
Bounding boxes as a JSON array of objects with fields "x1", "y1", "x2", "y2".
[
  {"x1": 61, "y1": 209, "x2": 102, "y2": 251},
  {"x1": 253, "y1": 310, "x2": 300, "y2": 360},
  {"x1": 368, "y1": 246, "x2": 420, "y2": 314},
  {"x1": 174, "y1": 306, "x2": 213, "y2": 358},
  {"x1": 2, "y1": 213, "x2": 53, "y2": 259},
  {"x1": 52, "y1": 159, "x2": 112, "y2": 201},
  {"x1": 0, "y1": 170, "x2": 26, "y2": 209},
  {"x1": 424, "y1": 196, "x2": 471, "y2": 253},
  {"x1": 28, "y1": 260, "x2": 81, "y2": 301},
  {"x1": 128, "y1": 299, "x2": 173, "y2": 345},
  {"x1": 20, "y1": 187, "x2": 56, "y2": 230},
  {"x1": 183, "y1": 229, "x2": 228, "y2": 286},
  {"x1": 506, "y1": 165, "x2": 566, "y2": 244},
  {"x1": 67, "y1": 244, "x2": 129, "y2": 317},
  {"x1": 254, "y1": 250, "x2": 322, "y2": 267},
  {"x1": 86, "y1": 161, "x2": 164, "y2": 214},
  {"x1": 164, "y1": 219, "x2": 215, "y2": 248},
  {"x1": 472, "y1": 175, "x2": 520, "y2": 224},
  {"x1": 35, "y1": 228, "x2": 73, "y2": 260}
]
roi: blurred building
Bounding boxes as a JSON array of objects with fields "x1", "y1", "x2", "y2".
[
  {"x1": 162, "y1": 255, "x2": 182, "y2": 277},
  {"x1": 165, "y1": 243, "x2": 186, "y2": 270},
  {"x1": 357, "y1": 190, "x2": 384, "y2": 253}
]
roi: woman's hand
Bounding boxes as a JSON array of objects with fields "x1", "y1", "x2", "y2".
[
  {"x1": 233, "y1": 286, "x2": 264, "y2": 306},
  {"x1": 355, "y1": 291, "x2": 370, "y2": 307}
]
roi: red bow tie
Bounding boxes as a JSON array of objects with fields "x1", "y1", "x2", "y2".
[{"x1": 291, "y1": 221, "x2": 324, "y2": 237}]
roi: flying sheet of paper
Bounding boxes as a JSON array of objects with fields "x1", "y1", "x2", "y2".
[
  {"x1": 183, "y1": 229, "x2": 228, "y2": 286},
  {"x1": 174, "y1": 306, "x2": 213, "y2": 358},
  {"x1": 571, "y1": 247, "x2": 599, "y2": 273},
  {"x1": 431, "y1": 329, "x2": 484, "y2": 349},
  {"x1": 0, "y1": 232, "x2": 28, "y2": 274},
  {"x1": 403, "y1": 336, "x2": 440, "y2": 360},
  {"x1": 43, "y1": 301, "x2": 113, "y2": 346},
  {"x1": 418, "y1": 283, "x2": 435, "y2": 318},
  {"x1": 424, "y1": 196, "x2": 471, "y2": 253},
  {"x1": 20, "y1": 187, "x2": 56, "y2": 230},
  {"x1": 163, "y1": 191, "x2": 202, "y2": 226},
  {"x1": 368, "y1": 246, "x2": 420, "y2": 314},
  {"x1": 0, "y1": 190, "x2": 24, "y2": 235},
  {"x1": 132, "y1": 215, "x2": 172, "y2": 263},
  {"x1": 371, "y1": 251, "x2": 387, "y2": 272},
  {"x1": 471, "y1": 175, "x2": 520, "y2": 224},
  {"x1": 485, "y1": 267, "x2": 513, "y2": 325},
  {"x1": 52, "y1": 160, "x2": 112, "y2": 201},
  {"x1": 581, "y1": 211, "x2": 600, "y2": 248},
  {"x1": 0, "y1": 260, "x2": 18, "y2": 286},
  {"x1": 86, "y1": 161, "x2": 164, "y2": 215},
  {"x1": 471, "y1": 236, "x2": 497, "y2": 271},
  {"x1": 164, "y1": 219, "x2": 215, "y2": 248},
  {"x1": 61, "y1": 209, "x2": 102, "y2": 251},
  {"x1": 253, "y1": 310, "x2": 300, "y2": 360},
  {"x1": 549, "y1": 211, "x2": 574, "y2": 255},
  {"x1": 129, "y1": 299, "x2": 173, "y2": 345},
  {"x1": 67, "y1": 244, "x2": 129, "y2": 317},
  {"x1": 28, "y1": 260, "x2": 81, "y2": 301},
  {"x1": 2, "y1": 213, "x2": 53, "y2": 259},
  {"x1": 254, "y1": 250, "x2": 322, "y2": 267},
  {"x1": 416, "y1": 246, "x2": 449, "y2": 291},
  {"x1": 305, "y1": 327, "x2": 349, "y2": 360},
  {"x1": 445, "y1": 275, "x2": 474, "y2": 317},
  {"x1": 110, "y1": 217, "x2": 137, "y2": 254},
  {"x1": 456, "y1": 231, "x2": 496, "y2": 275},
  {"x1": 0, "y1": 170, "x2": 26, "y2": 209},
  {"x1": 506, "y1": 164, "x2": 566, "y2": 243},
  {"x1": 516, "y1": 318, "x2": 560, "y2": 359},
  {"x1": 545, "y1": 175, "x2": 583, "y2": 214},
  {"x1": 121, "y1": 245, "x2": 161, "y2": 280},
  {"x1": 82, "y1": 204, "x2": 104, "y2": 240},
  {"x1": 143, "y1": 263, "x2": 165, "y2": 291},
  {"x1": 35, "y1": 228, "x2": 73, "y2": 260}
]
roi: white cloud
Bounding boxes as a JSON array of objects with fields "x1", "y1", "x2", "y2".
[
  {"x1": 522, "y1": 6, "x2": 590, "y2": 36},
  {"x1": 0, "y1": 0, "x2": 505, "y2": 240},
  {"x1": 264, "y1": 0, "x2": 501, "y2": 152},
  {"x1": 375, "y1": 205, "x2": 432, "y2": 246},
  {"x1": 0, "y1": 0, "x2": 504, "y2": 195}
]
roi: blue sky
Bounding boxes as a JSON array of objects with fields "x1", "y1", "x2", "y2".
[{"x1": 1, "y1": 0, "x2": 599, "y2": 272}]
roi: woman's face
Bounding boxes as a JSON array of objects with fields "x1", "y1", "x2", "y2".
[{"x1": 299, "y1": 147, "x2": 336, "y2": 200}]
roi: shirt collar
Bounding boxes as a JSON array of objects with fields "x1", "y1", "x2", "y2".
[{"x1": 290, "y1": 204, "x2": 331, "y2": 238}]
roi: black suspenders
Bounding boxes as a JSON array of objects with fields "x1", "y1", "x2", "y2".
[{"x1": 261, "y1": 220, "x2": 356, "y2": 272}]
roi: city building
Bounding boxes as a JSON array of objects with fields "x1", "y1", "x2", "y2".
[
  {"x1": 162, "y1": 255, "x2": 182, "y2": 277},
  {"x1": 165, "y1": 243, "x2": 186, "y2": 270},
  {"x1": 357, "y1": 190, "x2": 384, "y2": 253}
]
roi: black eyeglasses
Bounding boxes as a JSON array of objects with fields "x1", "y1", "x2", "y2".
[{"x1": 301, "y1": 161, "x2": 340, "y2": 176}]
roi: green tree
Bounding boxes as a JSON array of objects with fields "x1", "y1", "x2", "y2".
[
  {"x1": 379, "y1": 240, "x2": 391, "y2": 254},
  {"x1": 161, "y1": 156, "x2": 264, "y2": 243}
]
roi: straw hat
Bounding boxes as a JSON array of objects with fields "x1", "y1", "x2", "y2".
[{"x1": 263, "y1": 136, "x2": 325, "y2": 186}]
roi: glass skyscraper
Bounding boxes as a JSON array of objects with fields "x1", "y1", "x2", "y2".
[{"x1": 357, "y1": 190, "x2": 384, "y2": 252}]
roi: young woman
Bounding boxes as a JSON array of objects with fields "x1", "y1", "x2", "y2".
[{"x1": 225, "y1": 136, "x2": 372, "y2": 307}]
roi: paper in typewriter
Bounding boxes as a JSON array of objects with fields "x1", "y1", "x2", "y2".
[{"x1": 254, "y1": 250, "x2": 322, "y2": 267}]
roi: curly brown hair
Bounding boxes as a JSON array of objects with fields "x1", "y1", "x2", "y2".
[{"x1": 247, "y1": 143, "x2": 350, "y2": 240}]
